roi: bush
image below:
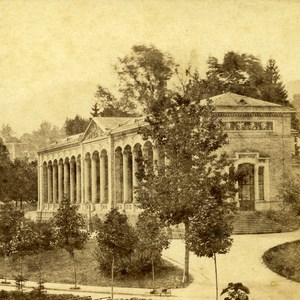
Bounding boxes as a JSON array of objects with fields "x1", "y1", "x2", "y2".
[
  {"x1": 277, "y1": 173, "x2": 300, "y2": 216},
  {"x1": 264, "y1": 208, "x2": 299, "y2": 231},
  {"x1": 0, "y1": 290, "x2": 93, "y2": 300}
]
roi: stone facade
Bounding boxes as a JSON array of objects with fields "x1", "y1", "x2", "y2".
[{"x1": 37, "y1": 93, "x2": 297, "y2": 220}]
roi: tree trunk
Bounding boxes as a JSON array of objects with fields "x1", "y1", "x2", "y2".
[
  {"x1": 4, "y1": 254, "x2": 8, "y2": 283},
  {"x1": 111, "y1": 256, "x2": 114, "y2": 300},
  {"x1": 72, "y1": 253, "x2": 77, "y2": 288},
  {"x1": 213, "y1": 253, "x2": 219, "y2": 300},
  {"x1": 151, "y1": 257, "x2": 155, "y2": 289},
  {"x1": 183, "y1": 221, "x2": 190, "y2": 284}
]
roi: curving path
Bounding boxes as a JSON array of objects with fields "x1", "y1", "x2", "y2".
[{"x1": 163, "y1": 229, "x2": 300, "y2": 300}]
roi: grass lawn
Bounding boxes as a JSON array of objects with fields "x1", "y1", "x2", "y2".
[
  {"x1": 0, "y1": 240, "x2": 186, "y2": 289},
  {"x1": 263, "y1": 240, "x2": 300, "y2": 282}
]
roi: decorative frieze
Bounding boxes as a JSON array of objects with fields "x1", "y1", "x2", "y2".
[{"x1": 224, "y1": 121, "x2": 273, "y2": 131}]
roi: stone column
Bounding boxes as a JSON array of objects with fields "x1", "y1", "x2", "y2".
[
  {"x1": 115, "y1": 149, "x2": 123, "y2": 204},
  {"x1": 76, "y1": 157, "x2": 81, "y2": 204},
  {"x1": 52, "y1": 163, "x2": 58, "y2": 203},
  {"x1": 43, "y1": 164, "x2": 48, "y2": 204},
  {"x1": 84, "y1": 156, "x2": 91, "y2": 204},
  {"x1": 100, "y1": 153, "x2": 106, "y2": 202},
  {"x1": 58, "y1": 162, "x2": 63, "y2": 202},
  {"x1": 153, "y1": 146, "x2": 159, "y2": 164},
  {"x1": 264, "y1": 162, "x2": 270, "y2": 202},
  {"x1": 254, "y1": 164, "x2": 259, "y2": 206},
  {"x1": 70, "y1": 159, "x2": 76, "y2": 202},
  {"x1": 47, "y1": 164, "x2": 53, "y2": 203},
  {"x1": 91, "y1": 155, "x2": 98, "y2": 204},
  {"x1": 64, "y1": 161, "x2": 70, "y2": 198},
  {"x1": 123, "y1": 150, "x2": 129, "y2": 203},
  {"x1": 132, "y1": 149, "x2": 140, "y2": 203},
  {"x1": 38, "y1": 162, "x2": 42, "y2": 211}
]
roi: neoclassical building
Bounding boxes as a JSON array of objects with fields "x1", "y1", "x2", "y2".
[{"x1": 37, "y1": 93, "x2": 297, "y2": 220}]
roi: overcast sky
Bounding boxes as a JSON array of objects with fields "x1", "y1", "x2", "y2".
[{"x1": 1, "y1": 0, "x2": 300, "y2": 136}]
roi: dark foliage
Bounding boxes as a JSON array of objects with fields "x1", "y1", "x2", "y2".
[
  {"x1": 64, "y1": 115, "x2": 89, "y2": 136},
  {"x1": 95, "y1": 209, "x2": 137, "y2": 276}
]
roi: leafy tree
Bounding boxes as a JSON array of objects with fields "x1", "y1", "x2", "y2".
[
  {"x1": 64, "y1": 115, "x2": 90, "y2": 136},
  {"x1": 0, "y1": 138, "x2": 11, "y2": 201},
  {"x1": 136, "y1": 71, "x2": 236, "y2": 283},
  {"x1": 27, "y1": 220, "x2": 57, "y2": 290},
  {"x1": 95, "y1": 209, "x2": 137, "y2": 300},
  {"x1": 0, "y1": 124, "x2": 19, "y2": 143},
  {"x1": 135, "y1": 212, "x2": 169, "y2": 288},
  {"x1": 187, "y1": 195, "x2": 236, "y2": 300},
  {"x1": 95, "y1": 85, "x2": 134, "y2": 117},
  {"x1": 205, "y1": 51, "x2": 264, "y2": 98},
  {"x1": 8, "y1": 159, "x2": 38, "y2": 208},
  {"x1": 20, "y1": 121, "x2": 65, "y2": 149},
  {"x1": 10, "y1": 222, "x2": 39, "y2": 290},
  {"x1": 94, "y1": 45, "x2": 176, "y2": 117},
  {"x1": 0, "y1": 203, "x2": 24, "y2": 283},
  {"x1": 116, "y1": 44, "x2": 176, "y2": 114},
  {"x1": 52, "y1": 197, "x2": 89, "y2": 289}
]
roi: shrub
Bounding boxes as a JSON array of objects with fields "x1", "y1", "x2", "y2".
[{"x1": 0, "y1": 290, "x2": 93, "y2": 300}]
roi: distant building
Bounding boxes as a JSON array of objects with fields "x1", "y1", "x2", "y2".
[
  {"x1": 37, "y1": 93, "x2": 298, "y2": 221},
  {"x1": 5, "y1": 142, "x2": 37, "y2": 161}
]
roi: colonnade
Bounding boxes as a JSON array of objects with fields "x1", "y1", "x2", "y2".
[{"x1": 40, "y1": 141, "x2": 165, "y2": 211}]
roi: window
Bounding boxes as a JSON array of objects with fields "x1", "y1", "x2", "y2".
[{"x1": 237, "y1": 163, "x2": 255, "y2": 210}]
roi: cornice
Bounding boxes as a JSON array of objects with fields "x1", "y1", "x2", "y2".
[{"x1": 216, "y1": 112, "x2": 289, "y2": 117}]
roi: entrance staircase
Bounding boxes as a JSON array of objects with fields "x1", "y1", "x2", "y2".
[{"x1": 232, "y1": 211, "x2": 290, "y2": 234}]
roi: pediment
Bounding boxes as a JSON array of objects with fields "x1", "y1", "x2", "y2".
[{"x1": 82, "y1": 120, "x2": 105, "y2": 141}]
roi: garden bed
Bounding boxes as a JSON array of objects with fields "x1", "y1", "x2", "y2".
[
  {"x1": 0, "y1": 240, "x2": 185, "y2": 289},
  {"x1": 262, "y1": 240, "x2": 300, "y2": 282}
]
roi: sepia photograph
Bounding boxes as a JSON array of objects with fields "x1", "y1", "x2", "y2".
[{"x1": 0, "y1": 1, "x2": 300, "y2": 299}]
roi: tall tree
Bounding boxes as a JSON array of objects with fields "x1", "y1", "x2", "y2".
[
  {"x1": 90, "y1": 103, "x2": 101, "y2": 117},
  {"x1": 95, "y1": 85, "x2": 134, "y2": 117},
  {"x1": 0, "y1": 203, "x2": 24, "y2": 283},
  {"x1": 135, "y1": 212, "x2": 169, "y2": 288},
  {"x1": 116, "y1": 45, "x2": 176, "y2": 114},
  {"x1": 0, "y1": 124, "x2": 19, "y2": 143},
  {"x1": 20, "y1": 121, "x2": 65, "y2": 149},
  {"x1": 187, "y1": 194, "x2": 236, "y2": 300},
  {"x1": 10, "y1": 222, "x2": 39, "y2": 290},
  {"x1": 64, "y1": 115, "x2": 90, "y2": 136},
  {"x1": 0, "y1": 138, "x2": 11, "y2": 201},
  {"x1": 95, "y1": 209, "x2": 137, "y2": 300},
  {"x1": 8, "y1": 159, "x2": 38, "y2": 209},
  {"x1": 205, "y1": 51, "x2": 264, "y2": 98},
  {"x1": 260, "y1": 58, "x2": 288, "y2": 105},
  {"x1": 136, "y1": 71, "x2": 236, "y2": 283},
  {"x1": 52, "y1": 197, "x2": 89, "y2": 289}
]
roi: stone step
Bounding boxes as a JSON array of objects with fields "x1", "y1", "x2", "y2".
[{"x1": 232, "y1": 212, "x2": 290, "y2": 234}]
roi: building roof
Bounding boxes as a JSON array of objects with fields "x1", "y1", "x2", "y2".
[
  {"x1": 38, "y1": 93, "x2": 294, "y2": 153},
  {"x1": 207, "y1": 92, "x2": 294, "y2": 113},
  {"x1": 210, "y1": 92, "x2": 282, "y2": 107},
  {"x1": 92, "y1": 117, "x2": 133, "y2": 132}
]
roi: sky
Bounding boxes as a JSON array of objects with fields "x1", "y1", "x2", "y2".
[{"x1": 1, "y1": 0, "x2": 300, "y2": 136}]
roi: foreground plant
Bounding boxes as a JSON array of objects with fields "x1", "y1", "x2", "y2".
[
  {"x1": 220, "y1": 282, "x2": 250, "y2": 300},
  {"x1": 52, "y1": 196, "x2": 89, "y2": 289}
]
